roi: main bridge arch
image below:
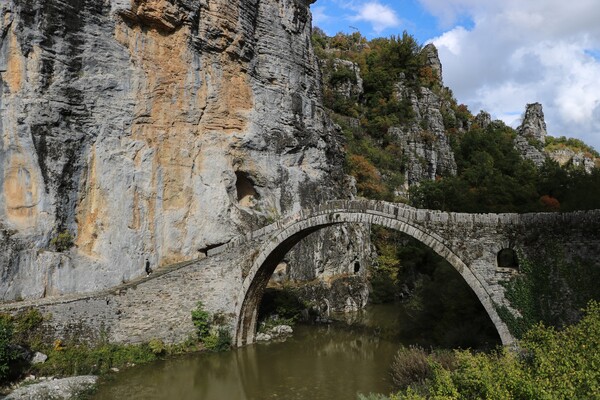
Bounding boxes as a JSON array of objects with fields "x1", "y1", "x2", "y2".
[{"x1": 234, "y1": 201, "x2": 514, "y2": 347}]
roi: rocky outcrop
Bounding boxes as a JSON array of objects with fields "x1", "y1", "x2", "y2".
[
  {"x1": 548, "y1": 148, "x2": 596, "y2": 173},
  {"x1": 474, "y1": 111, "x2": 492, "y2": 129},
  {"x1": 284, "y1": 223, "x2": 370, "y2": 282},
  {"x1": 515, "y1": 104, "x2": 597, "y2": 171},
  {"x1": 384, "y1": 44, "x2": 461, "y2": 194},
  {"x1": 0, "y1": 0, "x2": 365, "y2": 300},
  {"x1": 513, "y1": 102, "x2": 599, "y2": 171},
  {"x1": 391, "y1": 81, "x2": 458, "y2": 192},
  {"x1": 421, "y1": 43, "x2": 443, "y2": 84},
  {"x1": 514, "y1": 103, "x2": 547, "y2": 166},
  {"x1": 290, "y1": 274, "x2": 370, "y2": 315},
  {"x1": 514, "y1": 136, "x2": 547, "y2": 167},
  {"x1": 320, "y1": 58, "x2": 363, "y2": 102},
  {"x1": 256, "y1": 324, "x2": 293, "y2": 342},
  {"x1": 518, "y1": 103, "x2": 547, "y2": 143}
]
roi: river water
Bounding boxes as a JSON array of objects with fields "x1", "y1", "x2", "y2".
[{"x1": 91, "y1": 303, "x2": 488, "y2": 400}]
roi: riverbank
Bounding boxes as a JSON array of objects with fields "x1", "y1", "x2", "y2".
[{"x1": 3, "y1": 376, "x2": 98, "y2": 400}]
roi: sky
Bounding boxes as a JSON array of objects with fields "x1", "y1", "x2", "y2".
[{"x1": 311, "y1": 0, "x2": 600, "y2": 151}]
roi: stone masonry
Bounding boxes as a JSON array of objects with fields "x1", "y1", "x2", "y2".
[{"x1": 1, "y1": 201, "x2": 599, "y2": 349}]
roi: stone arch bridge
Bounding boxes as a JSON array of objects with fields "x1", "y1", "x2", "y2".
[{"x1": 2, "y1": 200, "x2": 599, "y2": 347}]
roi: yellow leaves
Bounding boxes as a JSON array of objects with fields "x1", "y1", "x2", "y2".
[
  {"x1": 347, "y1": 154, "x2": 386, "y2": 198},
  {"x1": 53, "y1": 339, "x2": 65, "y2": 352}
]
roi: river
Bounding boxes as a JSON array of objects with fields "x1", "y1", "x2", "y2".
[{"x1": 91, "y1": 302, "x2": 494, "y2": 400}]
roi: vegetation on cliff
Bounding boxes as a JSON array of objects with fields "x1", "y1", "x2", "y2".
[
  {"x1": 313, "y1": 29, "x2": 462, "y2": 201},
  {"x1": 411, "y1": 125, "x2": 600, "y2": 212},
  {"x1": 313, "y1": 30, "x2": 600, "y2": 212}
]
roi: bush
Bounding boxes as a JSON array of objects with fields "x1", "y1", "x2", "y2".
[
  {"x1": 191, "y1": 302, "x2": 232, "y2": 352},
  {"x1": 0, "y1": 315, "x2": 16, "y2": 381},
  {"x1": 203, "y1": 328, "x2": 232, "y2": 352},
  {"x1": 329, "y1": 65, "x2": 357, "y2": 86},
  {"x1": 387, "y1": 301, "x2": 600, "y2": 399},
  {"x1": 148, "y1": 339, "x2": 166, "y2": 355},
  {"x1": 51, "y1": 231, "x2": 74, "y2": 252},
  {"x1": 391, "y1": 346, "x2": 456, "y2": 390},
  {"x1": 191, "y1": 302, "x2": 211, "y2": 340}
]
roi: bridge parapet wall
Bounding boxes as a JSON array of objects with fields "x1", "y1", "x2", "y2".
[{"x1": 0, "y1": 246, "x2": 259, "y2": 345}]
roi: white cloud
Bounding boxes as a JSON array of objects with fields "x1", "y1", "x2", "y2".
[
  {"x1": 349, "y1": 1, "x2": 401, "y2": 34},
  {"x1": 312, "y1": 6, "x2": 331, "y2": 28},
  {"x1": 425, "y1": 0, "x2": 600, "y2": 149}
]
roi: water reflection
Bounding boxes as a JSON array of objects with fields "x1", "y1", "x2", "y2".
[
  {"x1": 93, "y1": 310, "x2": 400, "y2": 400},
  {"x1": 93, "y1": 300, "x2": 501, "y2": 400}
]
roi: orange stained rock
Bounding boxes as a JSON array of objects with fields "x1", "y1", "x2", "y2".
[
  {"x1": 76, "y1": 147, "x2": 107, "y2": 256},
  {"x1": 93, "y1": 4, "x2": 256, "y2": 265},
  {"x1": 3, "y1": 29, "x2": 24, "y2": 93},
  {"x1": 4, "y1": 154, "x2": 41, "y2": 228}
]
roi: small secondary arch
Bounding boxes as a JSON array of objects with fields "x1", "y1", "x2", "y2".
[{"x1": 233, "y1": 210, "x2": 514, "y2": 347}]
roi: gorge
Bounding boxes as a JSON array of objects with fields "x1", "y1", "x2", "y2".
[{"x1": 1, "y1": 0, "x2": 599, "y2": 399}]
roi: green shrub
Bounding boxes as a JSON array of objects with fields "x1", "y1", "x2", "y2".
[
  {"x1": 51, "y1": 231, "x2": 74, "y2": 252},
  {"x1": 391, "y1": 346, "x2": 456, "y2": 390},
  {"x1": 386, "y1": 301, "x2": 600, "y2": 399},
  {"x1": 203, "y1": 328, "x2": 232, "y2": 352},
  {"x1": 329, "y1": 65, "x2": 357, "y2": 86},
  {"x1": 191, "y1": 302, "x2": 211, "y2": 340},
  {"x1": 190, "y1": 302, "x2": 232, "y2": 352},
  {"x1": 0, "y1": 315, "x2": 16, "y2": 381},
  {"x1": 148, "y1": 339, "x2": 166, "y2": 355}
]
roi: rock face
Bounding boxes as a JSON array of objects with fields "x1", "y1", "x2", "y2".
[
  {"x1": 518, "y1": 103, "x2": 547, "y2": 143},
  {"x1": 548, "y1": 148, "x2": 596, "y2": 173},
  {"x1": 514, "y1": 136, "x2": 547, "y2": 167},
  {"x1": 320, "y1": 58, "x2": 363, "y2": 102},
  {"x1": 391, "y1": 84, "x2": 458, "y2": 191},
  {"x1": 514, "y1": 103, "x2": 547, "y2": 166},
  {"x1": 421, "y1": 43, "x2": 443, "y2": 84},
  {"x1": 0, "y1": 0, "x2": 364, "y2": 300},
  {"x1": 256, "y1": 324, "x2": 293, "y2": 342},
  {"x1": 474, "y1": 111, "x2": 492, "y2": 129},
  {"x1": 386, "y1": 45, "x2": 460, "y2": 194},
  {"x1": 515, "y1": 104, "x2": 597, "y2": 171},
  {"x1": 292, "y1": 274, "x2": 369, "y2": 314}
]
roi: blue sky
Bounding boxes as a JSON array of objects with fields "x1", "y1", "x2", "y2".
[
  {"x1": 312, "y1": 0, "x2": 472, "y2": 42},
  {"x1": 311, "y1": 0, "x2": 600, "y2": 151}
]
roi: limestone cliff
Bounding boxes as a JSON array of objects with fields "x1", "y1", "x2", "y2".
[
  {"x1": 319, "y1": 42, "x2": 459, "y2": 195},
  {"x1": 0, "y1": 0, "x2": 364, "y2": 300},
  {"x1": 392, "y1": 44, "x2": 459, "y2": 192}
]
